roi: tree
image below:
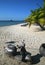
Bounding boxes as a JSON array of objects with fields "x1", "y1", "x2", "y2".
[{"x1": 25, "y1": 0, "x2": 45, "y2": 30}]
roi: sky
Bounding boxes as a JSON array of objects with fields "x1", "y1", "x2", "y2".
[{"x1": 0, "y1": 0, "x2": 43, "y2": 20}]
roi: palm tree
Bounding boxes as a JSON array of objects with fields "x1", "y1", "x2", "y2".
[{"x1": 25, "y1": 0, "x2": 45, "y2": 30}]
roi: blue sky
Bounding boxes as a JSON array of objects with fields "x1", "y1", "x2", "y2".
[{"x1": 0, "y1": 0, "x2": 43, "y2": 20}]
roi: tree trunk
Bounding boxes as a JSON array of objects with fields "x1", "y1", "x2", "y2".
[{"x1": 36, "y1": 22, "x2": 45, "y2": 30}]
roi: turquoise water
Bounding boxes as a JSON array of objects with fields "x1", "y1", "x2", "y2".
[{"x1": 0, "y1": 21, "x2": 24, "y2": 27}]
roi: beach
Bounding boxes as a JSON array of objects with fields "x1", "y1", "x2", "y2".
[{"x1": 0, "y1": 23, "x2": 45, "y2": 65}]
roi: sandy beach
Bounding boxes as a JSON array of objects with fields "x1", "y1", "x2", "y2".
[{"x1": 0, "y1": 23, "x2": 45, "y2": 65}]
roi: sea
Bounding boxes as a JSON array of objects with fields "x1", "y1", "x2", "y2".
[{"x1": 0, "y1": 21, "x2": 24, "y2": 27}]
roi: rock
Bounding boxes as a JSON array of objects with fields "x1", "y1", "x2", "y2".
[
  {"x1": 20, "y1": 46, "x2": 27, "y2": 62},
  {"x1": 17, "y1": 40, "x2": 26, "y2": 53},
  {"x1": 17, "y1": 40, "x2": 25, "y2": 48},
  {"x1": 5, "y1": 41, "x2": 15, "y2": 44},
  {"x1": 39, "y1": 43, "x2": 45, "y2": 56},
  {"x1": 25, "y1": 54, "x2": 31, "y2": 61},
  {"x1": 4, "y1": 44, "x2": 17, "y2": 56}
]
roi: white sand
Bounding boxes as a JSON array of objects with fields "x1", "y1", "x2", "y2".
[{"x1": 0, "y1": 23, "x2": 45, "y2": 65}]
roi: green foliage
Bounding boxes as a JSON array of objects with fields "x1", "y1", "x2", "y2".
[
  {"x1": 25, "y1": 0, "x2": 45, "y2": 30},
  {"x1": 39, "y1": 18, "x2": 45, "y2": 26}
]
